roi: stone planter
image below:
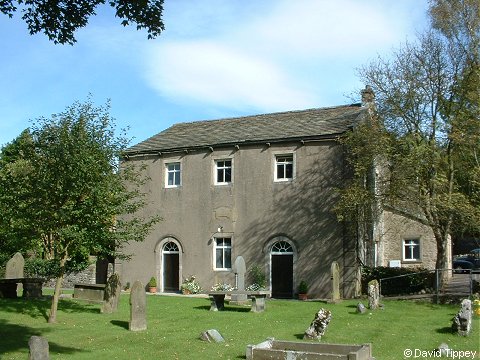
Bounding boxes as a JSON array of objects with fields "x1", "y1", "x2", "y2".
[{"x1": 246, "y1": 340, "x2": 375, "y2": 360}]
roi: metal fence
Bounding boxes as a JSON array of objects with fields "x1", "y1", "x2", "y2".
[{"x1": 378, "y1": 268, "x2": 476, "y2": 303}]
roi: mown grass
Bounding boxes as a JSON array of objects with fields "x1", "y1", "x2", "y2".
[{"x1": 0, "y1": 293, "x2": 479, "y2": 359}]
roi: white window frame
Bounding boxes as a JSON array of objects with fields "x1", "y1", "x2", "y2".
[
  {"x1": 213, "y1": 237, "x2": 232, "y2": 271},
  {"x1": 402, "y1": 238, "x2": 421, "y2": 262},
  {"x1": 165, "y1": 162, "x2": 181, "y2": 188},
  {"x1": 214, "y1": 158, "x2": 233, "y2": 185},
  {"x1": 274, "y1": 153, "x2": 295, "y2": 182}
]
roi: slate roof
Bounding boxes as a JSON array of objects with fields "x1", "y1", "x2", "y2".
[{"x1": 126, "y1": 104, "x2": 366, "y2": 155}]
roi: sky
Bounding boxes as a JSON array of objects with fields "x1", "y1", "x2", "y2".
[{"x1": 0, "y1": 0, "x2": 430, "y2": 148}]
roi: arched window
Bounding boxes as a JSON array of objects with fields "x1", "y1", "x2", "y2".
[
  {"x1": 271, "y1": 241, "x2": 293, "y2": 254},
  {"x1": 163, "y1": 242, "x2": 179, "y2": 253}
]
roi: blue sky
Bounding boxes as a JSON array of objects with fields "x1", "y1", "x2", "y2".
[{"x1": 0, "y1": 0, "x2": 429, "y2": 148}]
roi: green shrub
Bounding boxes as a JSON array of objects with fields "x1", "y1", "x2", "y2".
[
  {"x1": 248, "y1": 265, "x2": 267, "y2": 290},
  {"x1": 148, "y1": 277, "x2": 157, "y2": 288},
  {"x1": 24, "y1": 258, "x2": 60, "y2": 280},
  {"x1": 362, "y1": 266, "x2": 435, "y2": 296}
]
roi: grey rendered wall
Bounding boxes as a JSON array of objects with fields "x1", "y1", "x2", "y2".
[{"x1": 120, "y1": 140, "x2": 356, "y2": 298}]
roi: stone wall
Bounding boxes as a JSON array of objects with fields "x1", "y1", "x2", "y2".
[
  {"x1": 379, "y1": 211, "x2": 451, "y2": 270},
  {"x1": 44, "y1": 257, "x2": 111, "y2": 288}
]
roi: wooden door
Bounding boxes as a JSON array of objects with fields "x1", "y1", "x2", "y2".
[
  {"x1": 163, "y1": 253, "x2": 179, "y2": 292},
  {"x1": 271, "y1": 254, "x2": 293, "y2": 298}
]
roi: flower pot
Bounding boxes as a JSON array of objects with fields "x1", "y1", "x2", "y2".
[
  {"x1": 149, "y1": 287, "x2": 157, "y2": 293},
  {"x1": 182, "y1": 289, "x2": 191, "y2": 295},
  {"x1": 298, "y1": 293, "x2": 308, "y2": 301}
]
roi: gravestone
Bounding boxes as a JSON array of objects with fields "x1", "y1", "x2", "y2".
[
  {"x1": 356, "y1": 302, "x2": 366, "y2": 314},
  {"x1": 303, "y1": 308, "x2": 332, "y2": 340},
  {"x1": 129, "y1": 280, "x2": 147, "y2": 331},
  {"x1": 101, "y1": 273, "x2": 121, "y2": 314},
  {"x1": 452, "y1": 299, "x2": 472, "y2": 336},
  {"x1": 331, "y1": 261, "x2": 340, "y2": 302},
  {"x1": 367, "y1": 280, "x2": 379, "y2": 310},
  {"x1": 231, "y1": 256, "x2": 247, "y2": 304},
  {"x1": 199, "y1": 329, "x2": 225, "y2": 343},
  {"x1": 28, "y1": 335, "x2": 49, "y2": 360},
  {"x1": 5, "y1": 252, "x2": 24, "y2": 279}
]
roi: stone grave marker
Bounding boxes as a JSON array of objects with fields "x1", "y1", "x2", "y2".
[
  {"x1": 28, "y1": 335, "x2": 49, "y2": 360},
  {"x1": 129, "y1": 280, "x2": 147, "y2": 331},
  {"x1": 5, "y1": 252, "x2": 24, "y2": 279},
  {"x1": 368, "y1": 280, "x2": 379, "y2": 310},
  {"x1": 356, "y1": 302, "x2": 366, "y2": 314},
  {"x1": 102, "y1": 273, "x2": 121, "y2": 314},
  {"x1": 452, "y1": 299, "x2": 472, "y2": 336},
  {"x1": 331, "y1": 261, "x2": 340, "y2": 302},
  {"x1": 231, "y1": 256, "x2": 247, "y2": 304},
  {"x1": 303, "y1": 308, "x2": 332, "y2": 340},
  {"x1": 199, "y1": 329, "x2": 225, "y2": 343}
]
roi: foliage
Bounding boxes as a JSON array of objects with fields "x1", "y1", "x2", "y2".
[
  {"x1": 148, "y1": 277, "x2": 157, "y2": 288},
  {"x1": 362, "y1": 266, "x2": 436, "y2": 296},
  {"x1": 337, "y1": 0, "x2": 480, "y2": 276},
  {"x1": 0, "y1": 99, "x2": 159, "y2": 323},
  {"x1": 0, "y1": 0, "x2": 165, "y2": 45},
  {"x1": 245, "y1": 283, "x2": 264, "y2": 291},
  {"x1": 247, "y1": 265, "x2": 267, "y2": 290},
  {"x1": 210, "y1": 283, "x2": 234, "y2": 291},
  {"x1": 180, "y1": 275, "x2": 202, "y2": 294},
  {"x1": 0, "y1": 295, "x2": 478, "y2": 360},
  {"x1": 24, "y1": 258, "x2": 60, "y2": 280},
  {"x1": 297, "y1": 280, "x2": 308, "y2": 294}
]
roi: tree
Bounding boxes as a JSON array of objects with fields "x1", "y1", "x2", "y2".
[
  {"x1": 336, "y1": 0, "x2": 479, "y2": 282},
  {"x1": 0, "y1": 99, "x2": 159, "y2": 323},
  {"x1": 0, "y1": 0, "x2": 164, "y2": 45}
]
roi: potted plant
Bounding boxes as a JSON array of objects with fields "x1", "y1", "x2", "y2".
[
  {"x1": 148, "y1": 276, "x2": 157, "y2": 293},
  {"x1": 298, "y1": 280, "x2": 308, "y2": 300},
  {"x1": 181, "y1": 275, "x2": 202, "y2": 294}
]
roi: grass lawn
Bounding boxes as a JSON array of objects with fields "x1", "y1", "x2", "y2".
[{"x1": 0, "y1": 293, "x2": 479, "y2": 359}]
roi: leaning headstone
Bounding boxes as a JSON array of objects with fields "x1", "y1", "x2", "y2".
[
  {"x1": 437, "y1": 343, "x2": 449, "y2": 357},
  {"x1": 331, "y1": 261, "x2": 340, "y2": 302},
  {"x1": 129, "y1": 280, "x2": 147, "y2": 331},
  {"x1": 101, "y1": 273, "x2": 121, "y2": 314},
  {"x1": 452, "y1": 299, "x2": 472, "y2": 336},
  {"x1": 368, "y1": 280, "x2": 379, "y2": 310},
  {"x1": 231, "y1": 256, "x2": 247, "y2": 304},
  {"x1": 5, "y1": 252, "x2": 24, "y2": 279},
  {"x1": 28, "y1": 336, "x2": 49, "y2": 360},
  {"x1": 356, "y1": 302, "x2": 366, "y2": 314},
  {"x1": 199, "y1": 329, "x2": 225, "y2": 343},
  {"x1": 303, "y1": 308, "x2": 332, "y2": 340}
]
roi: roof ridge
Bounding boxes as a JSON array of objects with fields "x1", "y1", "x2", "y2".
[{"x1": 170, "y1": 103, "x2": 362, "y2": 127}]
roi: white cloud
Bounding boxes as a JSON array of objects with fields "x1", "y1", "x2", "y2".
[
  {"x1": 142, "y1": 0, "x2": 428, "y2": 112},
  {"x1": 145, "y1": 40, "x2": 317, "y2": 111}
]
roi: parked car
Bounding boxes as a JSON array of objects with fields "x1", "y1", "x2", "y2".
[{"x1": 453, "y1": 249, "x2": 480, "y2": 272}]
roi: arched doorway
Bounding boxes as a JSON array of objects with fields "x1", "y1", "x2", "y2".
[
  {"x1": 162, "y1": 241, "x2": 180, "y2": 292},
  {"x1": 270, "y1": 240, "x2": 294, "y2": 298}
]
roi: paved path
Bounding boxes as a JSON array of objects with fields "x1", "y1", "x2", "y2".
[{"x1": 441, "y1": 274, "x2": 472, "y2": 296}]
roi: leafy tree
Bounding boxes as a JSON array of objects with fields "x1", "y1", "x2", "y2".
[
  {"x1": 0, "y1": 99, "x2": 159, "y2": 323},
  {"x1": 0, "y1": 0, "x2": 164, "y2": 45},
  {"x1": 336, "y1": 0, "x2": 479, "y2": 282}
]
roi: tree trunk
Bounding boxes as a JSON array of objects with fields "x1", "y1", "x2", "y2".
[
  {"x1": 434, "y1": 232, "x2": 450, "y2": 287},
  {"x1": 48, "y1": 257, "x2": 67, "y2": 324}
]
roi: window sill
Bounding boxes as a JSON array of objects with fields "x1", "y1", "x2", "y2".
[{"x1": 402, "y1": 260, "x2": 422, "y2": 264}]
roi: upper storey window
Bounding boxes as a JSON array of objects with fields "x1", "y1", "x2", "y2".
[
  {"x1": 275, "y1": 154, "x2": 294, "y2": 182},
  {"x1": 215, "y1": 159, "x2": 232, "y2": 185},
  {"x1": 165, "y1": 162, "x2": 181, "y2": 188}
]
